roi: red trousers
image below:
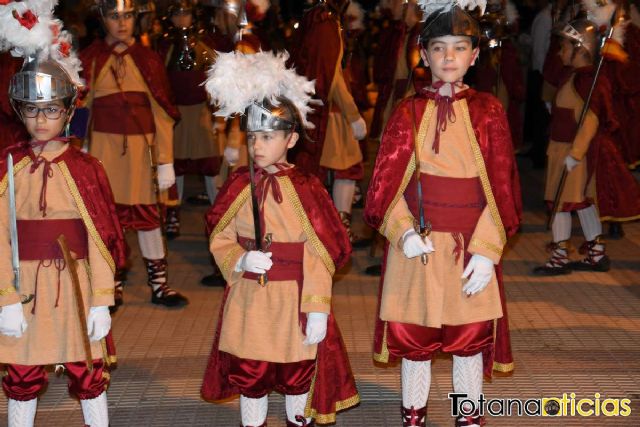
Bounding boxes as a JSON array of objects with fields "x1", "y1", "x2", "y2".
[
  {"x1": 115, "y1": 203, "x2": 163, "y2": 231},
  {"x1": 2, "y1": 359, "x2": 109, "y2": 401},
  {"x1": 320, "y1": 162, "x2": 364, "y2": 181},
  {"x1": 224, "y1": 352, "x2": 315, "y2": 398},
  {"x1": 386, "y1": 320, "x2": 494, "y2": 362}
]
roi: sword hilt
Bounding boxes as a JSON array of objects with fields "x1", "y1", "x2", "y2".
[
  {"x1": 257, "y1": 233, "x2": 272, "y2": 287},
  {"x1": 415, "y1": 220, "x2": 432, "y2": 266}
]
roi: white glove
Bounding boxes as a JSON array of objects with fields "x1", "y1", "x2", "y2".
[
  {"x1": 224, "y1": 146, "x2": 240, "y2": 166},
  {"x1": 461, "y1": 254, "x2": 494, "y2": 296},
  {"x1": 303, "y1": 312, "x2": 328, "y2": 345},
  {"x1": 235, "y1": 251, "x2": 273, "y2": 274},
  {"x1": 350, "y1": 117, "x2": 367, "y2": 140},
  {"x1": 157, "y1": 163, "x2": 176, "y2": 190},
  {"x1": 0, "y1": 302, "x2": 28, "y2": 338},
  {"x1": 87, "y1": 306, "x2": 111, "y2": 342},
  {"x1": 402, "y1": 228, "x2": 435, "y2": 259},
  {"x1": 564, "y1": 155, "x2": 579, "y2": 172}
]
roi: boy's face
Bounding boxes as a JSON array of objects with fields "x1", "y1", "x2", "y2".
[
  {"x1": 558, "y1": 38, "x2": 575, "y2": 67},
  {"x1": 421, "y1": 36, "x2": 479, "y2": 84},
  {"x1": 20, "y1": 100, "x2": 67, "y2": 142},
  {"x1": 103, "y1": 9, "x2": 136, "y2": 43},
  {"x1": 248, "y1": 130, "x2": 299, "y2": 171}
]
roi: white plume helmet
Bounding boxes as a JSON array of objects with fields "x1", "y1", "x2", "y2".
[
  {"x1": 416, "y1": 0, "x2": 486, "y2": 21},
  {"x1": 0, "y1": 0, "x2": 83, "y2": 87},
  {"x1": 204, "y1": 50, "x2": 318, "y2": 129},
  {"x1": 346, "y1": 1, "x2": 365, "y2": 31}
]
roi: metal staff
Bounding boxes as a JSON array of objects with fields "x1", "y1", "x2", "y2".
[
  {"x1": 57, "y1": 235, "x2": 93, "y2": 372},
  {"x1": 547, "y1": 19, "x2": 617, "y2": 230}
]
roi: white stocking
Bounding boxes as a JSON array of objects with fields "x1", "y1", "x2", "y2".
[
  {"x1": 176, "y1": 175, "x2": 185, "y2": 202},
  {"x1": 401, "y1": 358, "x2": 431, "y2": 409},
  {"x1": 80, "y1": 392, "x2": 109, "y2": 427},
  {"x1": 240, "y1": 395, "x2": 268, "y2": 426},
  {"x1": 551, "y1": 211, "x2": 572, "y2": 243},
  {"x1": 332, "y1": 179, "x2": 356, "y2": 214},
  {"x1": 205, "y1": 175, "x2": 218, "y2": 205},
  {"x1": 8, "y1": 398, "x2": 37, "y2": 427},
  {"x1": 137, "y1": 228, "x2": 165, "y2": 260},
  {"x1": 452, "y1": 353, "x2": 483, "y2": 423},
  {"x1": 285, "y1": 392, "x2": 311, "y2": 425},
  {"x1": 576, "y1": 205, "x2": 602, "y2": 242}
]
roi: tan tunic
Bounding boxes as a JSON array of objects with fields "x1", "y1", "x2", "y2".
[
  {"x1": 544, "y1": 74, "x2": 598, "y2": 204},
  {"x1": 0, "y1": 145, "x2": 115, "y2": 365},
  {"x1": 210, "y1": 175, "x2": 332, "y2": 363},
  {"x1": 380, "y1": 100, "x2": 504, "y2": 328},
  {"x1": 89, "y1": 54, "x2": 174, "y2": 205},
  {"x1": 173, "y1": 104, "x2": 225, "y2": 161},
  {"x1": 319, "y1": 44, "x2": 363, "y2": 171}
]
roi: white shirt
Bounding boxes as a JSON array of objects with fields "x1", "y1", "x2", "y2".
[{"x1": 530, "y1": 4, "x2": 552, "y2": 73}]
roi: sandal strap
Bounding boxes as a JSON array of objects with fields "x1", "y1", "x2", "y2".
[{"x1": 401, "y1": 405, "x2": 427, "y2": 427}]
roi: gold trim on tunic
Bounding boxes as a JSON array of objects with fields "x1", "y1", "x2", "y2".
[
  {"x1": 0, "y1": 286, "x2": 17, "y2": 296},
  {"x1": 301, "y1": 295, "x2": 332, "y2": 305},
  {"x1": 93, "y1": 288, "x2": 115, "y2": 296},
  {"x1": 209, "y1": 185, "x2": 251, "y2": 242},
  {"x1": 0, "y1": 157, "x2": 31, "y2": 197},
  {"x1": 469, "y1": 238, "x2": 503, "y2": 257},
  {"x1": 373, "y1": 321, "x2": 390, "y2": 363}
]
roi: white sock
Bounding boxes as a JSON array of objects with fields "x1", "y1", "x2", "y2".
[
  {"x1": 332, "y1": 179, "x2": 356, "y2": 213},
  {"x1": 80, "y1": 392, "x2": 109, "y2": 427},
  {"x1": 205, "y1": 175, "x2": 218, "y2": 205},
  {"x1": 401, "y1": 358, "x2": 431, "y2": 409},
  {"x1": 452, "y1": 353, "x2": 483, "y2": 423},
  {"x1": 551, "y1": 211, "x2": 572, "y2": 243},
  {"x1": 137, "y1": 228, "x2": 165, "y2": 260},
  {"x1": 285, "y1": 392, "x2": 311, "y2": 425},
  {"x1": 240, "y1": 395, "x2": 268, "y2": 426},
  {"x1": 577, "y1": 205, "x2": 602, "y2": 242},
  {"x1": 176, "y1": 175, "x2": 185, "y2": 202},
  {"x1": 8, "y1": 398, "x2": 37, "y2": 427}
]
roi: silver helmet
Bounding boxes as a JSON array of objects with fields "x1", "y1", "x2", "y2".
[
  {"x1": 558, "y1": 18, "x2": 599, "y2": 58},
  {"x1": 9, "y1": 56, "x2": 78, "y2": 121},
  {"x1": 97, "y1": 0, "x2": 138, "y2": 16},
  {"x1": 242, "y1": 99, "x2": 297, "y2": 133}
]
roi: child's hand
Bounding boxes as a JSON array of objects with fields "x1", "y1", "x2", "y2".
[
  {"x1": 402, "y1": 229, "x2": 435, "y2": 259},
  {"x1": 87, "y1": 306, "x2": 111, "y2": 342},
  {"x1": 564, "y1": 155, "x2": 579, "y2": 172},
  {"x1": 0, "y1": 302, "x2": 28, "y2": 338},
  {"x1": 157, "y1": 163, "x2": 176, "y2": 190},
  {"x1": 237, "y1": 251, "x2": 273, "y2": 274},
  {"x1": 350, "y1": 117, "x2": 367, "y2": 140},
  {"x1": 461, "y1": 254, "x2": 494, "y2": 296},
  {"x1": 303, "y1": 312, "x2": 328, "y2": 345}
]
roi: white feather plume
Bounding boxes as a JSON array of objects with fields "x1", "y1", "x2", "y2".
[
  {"x1": 204, "y1": 51, "x2": 317, "y2": 129},
  {"x1": 417, "y1": 0, "x2": 486, "y2": 21},
  {"x1": 582, "y1": 0, "x2": 616, "y2": 28},
  {"x1": 346, "y1": 1, "x2": 365, "y2": 31},
  {"x1": 0, "y1": 0, "x2": 83, "y2": 87},
  {"x1": 249, "y1": 0, "x2": 271, "y2": 15}
]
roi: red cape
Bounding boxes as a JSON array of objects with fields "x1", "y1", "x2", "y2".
[
  {"x1": 0, "y1": 142, "x2": 127, "y2": 271},
  {"x1": 79, "y1": 39, "x2": 180, "y2": 122},
  {"x1": 287, "y1": 5, "x2": 342, "y2": 175},
  {"x1": 364, "y1": 89, "x2": 522, "y2": 376},
  {"x1": 201, "y1": 167, "x2": 358, "y2": 422}
]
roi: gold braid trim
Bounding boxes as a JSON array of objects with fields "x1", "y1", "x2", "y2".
[
  {"x1": 469, "y1": 238, "x2": 503, "y2": 257},
  {"x1": 301, "y1": 295, "x2": 331, "y2": 305},
  {"x1": 279, "y1": 177, "x2": 335, "y2": 275},
  {"x1": 58, "y1": 161, "x2": 116, "y2": 273},
  {"x1": 460, "y1": 101, "x2": 507, "y2": 245},
  {"x1": 93, "y1": 288, "x2": 115, "y2": 296},
  {"x1": 387, "y1": 216, "x2": 415, "y2": 247},
  {"x1": 0, "y1": 156, "x2": 31, "y2": 197},
  {"x1": 600, "y1": 213, "x2": 640, "y2": 223},
  {"x1": 380, "y1": 101, "x2": 435, "y2": 235},
  {"x1": 0, "y1": 286, "x2": 17, "y2": 296},
  {"x1": 493, "y1": 361, "x2": 515, "y2": 373},
  {"x1": 209, "y1": 185, "x2": 250, "y2": 242},
  {"x1": 221, "y1": 245, "x2": 245, "y2": 279},
  {"x1": 373, "y1": 321, "x2": 390, "y2": 363},
  {"x1": 303, "y1": 358, "x2": 360, "y2": 424}
]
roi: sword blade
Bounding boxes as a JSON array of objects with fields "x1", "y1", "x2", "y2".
[{"x1": 7, "y1": 154, "x2": 20, "y2": 293}]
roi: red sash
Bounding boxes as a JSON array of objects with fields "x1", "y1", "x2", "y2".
[
  {"x1": 92, "y1": 92, "x2": 155, "y2": 135},
  {"x1": 550, "y1": 106, "x2": 578, "y2": 143},
  {"x1": 18, "y1": 219, "x2": 88, "y2": 261},
  {"x1": 237, "y1": 237, "x2": 304, "y2": 283}
]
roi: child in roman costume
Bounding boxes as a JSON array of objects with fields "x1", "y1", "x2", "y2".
[
  {"x1": 364, "y1": 0, "x2": 522, "y2": 425},
  {"x1": 533, "y1": 1, "x2": 640, "y2": 275},
  {"x1": 79, "y1": 0, "x2": 187, "y2": 307},
  {"x1": 0, "y1": 1, "x2": 126, "y2": 425},
  {"x1": 200, "y1": 51, "x2": 359, "y2": 427}
]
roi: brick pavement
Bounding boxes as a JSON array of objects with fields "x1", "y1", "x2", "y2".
[{"x1": 1, "y1": 163, "x2": 639, "y2": 426}]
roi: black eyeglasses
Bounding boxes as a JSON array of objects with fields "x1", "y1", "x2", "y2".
[{"x1": 20, "y1": 105, "x2": 66, "y2": 120}]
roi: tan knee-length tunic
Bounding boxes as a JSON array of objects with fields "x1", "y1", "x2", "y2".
[{"x1": 0, "y1": 145, "x2": 115, "y2": 365}]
